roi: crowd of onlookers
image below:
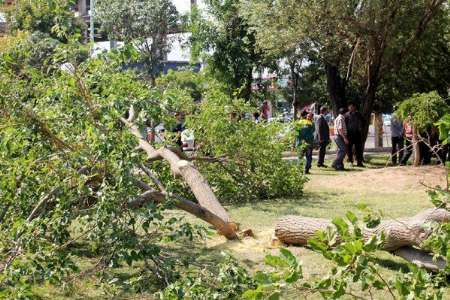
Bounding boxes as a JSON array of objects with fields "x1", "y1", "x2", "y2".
[
  {"x1": 152, "y1": 101, "x2": 446, "y2": 175},
  {"x1": 295, "y1": 103, "x2": 447, "y2": 174}
]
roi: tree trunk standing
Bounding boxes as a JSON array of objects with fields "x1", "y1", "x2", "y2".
[
  {"x1": 413, "y1": 127, "x2": 421, "y2": 166},
  {"x1": 291, "y1": 63, "x2": 301, "y2": 119},
  {"x1": 373, "y1": 113, "x2": 384, "y2": 148},
  {"x1": 325, "y1": 63, "x2": 346, "y2": 116}
]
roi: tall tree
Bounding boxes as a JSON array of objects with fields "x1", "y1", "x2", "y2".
[
  {"x1": 190, "y1": 0, "x2": 263, "y2": 100},
  {"x1": 95, "y1": 0, "x2": 179, "y2": 83}
]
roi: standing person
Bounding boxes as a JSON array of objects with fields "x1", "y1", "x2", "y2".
[
  {"x1": 296, "y1": 111, "x2": 315, "y2": 174},
  {"x1": 400, "y1": 115, "x2": 413, "y2": 166},
  {"x1": 390, "y1": 113, "x2": 404, "y2": 165},
  {"x1": 172, "y1": 112, "x2": 185, "y2": 150},
  {"x1": 332, "y1": 108, "x2": 349, "y2": 171},
  {"x1": 261, "y1": 100, "x2": 272, "y2": 121},
  {"x1": 345, "y1": 102, "x2": 365, "y2": 167},
  {"x1": 315, "y1": 106, "x2": 330, "y2": 167}
]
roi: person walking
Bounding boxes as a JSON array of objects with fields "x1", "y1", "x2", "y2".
[
  {"x1": 345, "y1": 102, "x2": 365, "y2": 167},
  {"x1": 315, "y1": 106, "x2": 330, "y2": 167},
  {"x1": 390, "y1": 113, "x2": 404, "y2": 165},
  {"x1": 332, "y1": 108, "x2": 349, "y2": 171},
  {"x1": 296, "y1": 111, "x2": 315, "y2": 174},
  {"x1": 400, "y1": 116, "x2": 414, "y2": 166}
]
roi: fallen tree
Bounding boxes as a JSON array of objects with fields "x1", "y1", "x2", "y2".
[
  {"x1": 121, "y1": 115, "x2": 238, "y2": 239},
  {"x1": 275, "y1": 208, "x2": 450, "y2": 271}
]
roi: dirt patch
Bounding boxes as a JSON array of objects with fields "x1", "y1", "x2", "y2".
[{"x1": 308, "y1": 165, "x2": 446, "y2": 194}]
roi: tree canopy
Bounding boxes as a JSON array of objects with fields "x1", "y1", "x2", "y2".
[{"x1": 95, "y1": 0, "x2": 179, "y2": 82}]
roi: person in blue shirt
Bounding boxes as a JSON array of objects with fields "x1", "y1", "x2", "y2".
[{"x1": 296, "y1": 111, "x2": 315, "y2": 174}]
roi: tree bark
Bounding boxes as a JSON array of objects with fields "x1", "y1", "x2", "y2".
[
  {"x1": 373, "y1": 113, "x2": 384, "y2": 148},
  {"x1": 275, "y1": 208, "x2": 450, "y2": 270},
  {"x1": 128, "y1": 186, "x2": 238, "y2": 238},
  {"x1": 413, "y1": 127, "x2": 421, "y2": 167},
  {"x1": 325, "y1": 63, "x2": 346, "y2": 116},
  {"x1": 121, "y1": 117, "x2": 238, "y2": 239}
]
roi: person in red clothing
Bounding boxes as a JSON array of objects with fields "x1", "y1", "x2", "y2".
[{"x1": 400, "y1": 115, "x2": 414, "y2": 165}]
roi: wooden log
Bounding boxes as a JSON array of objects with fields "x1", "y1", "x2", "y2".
[{"x1": 275, "y1": 209, "x2": 450, "y2": 270}]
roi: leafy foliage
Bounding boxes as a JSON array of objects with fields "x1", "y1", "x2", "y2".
[
  {"x1": 95, "y1": 0, "x2": 179, "y2": 81},
  {"x1": 7, "y1": 0, "x2": 86, "y2": 42},
  {"x1": 397, "y1": 91, "x2": 449, "y2": 130},
  {"x1": 190, "y1": 0, "x2": 263, "y2": 100},
  {"x1": 160, "y1": 254, "x2": 256, "y2": 300},
  {"x1": 435, "y1": 114, "x2": 450, "y2": 144},
  {"x1": 0, "y1": 37, "x2": 201, "y2": 298},
  {"x1": 186, "y1": 84, "x2": 307, "y2": 202}
]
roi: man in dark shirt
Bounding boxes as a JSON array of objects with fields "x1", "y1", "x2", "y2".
[
  {"x1": 172, "y1": 112, "x2": 185, "y2": 149},
  {"x1": 345, "y1": 102, "x2": 365, "y2": 167},
  {"x1": 315, "y1": 106, "x2": 330, "y2": 167}
]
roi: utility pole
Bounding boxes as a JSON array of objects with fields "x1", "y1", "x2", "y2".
[{"x1": 89, "y1": 0, "x2": 95, "y2": 43}]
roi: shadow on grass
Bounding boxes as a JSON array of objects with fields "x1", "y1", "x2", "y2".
[
  {"x1": 373, "y1": 257, "x2": 411, "y2": 273},
  {"x1": 229, "y1": 190, "x2": 334, "y2": 213}
]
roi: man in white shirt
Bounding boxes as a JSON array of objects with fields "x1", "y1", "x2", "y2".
[{"x1": 332, "y1": 108, "x2": 349, "y2": 171}]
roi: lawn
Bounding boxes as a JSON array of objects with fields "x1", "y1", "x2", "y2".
[{"x1": 34, "y1": 154, "x2": 449, "y2": 299}]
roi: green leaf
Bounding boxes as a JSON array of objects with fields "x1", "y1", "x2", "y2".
[
  {"x1": 345, "y1": 211, "x2": 358, "y2": 224},
  {"x1": 279, "y1": 248, "x2": 298, "y2": 267},
  {"x1": 265, "y1": 255, "x2": 288, "y2": 268},
  {"x1": 242, "y1": 289, "x2": 263, "y2": 300}
]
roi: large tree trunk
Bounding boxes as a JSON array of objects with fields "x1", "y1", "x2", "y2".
[
  {"x1": 373, "y1": 113, "x2": 384, "y2": 148},
  {"x1": 122, "y1": 117, "x2": 238, "y2": 239},
  {"x1": 275, "y1": 208, "x2": 450, "y2": 271},
  {"x1": 325, "y1": 63, "x2": 346, "y2": 116}
]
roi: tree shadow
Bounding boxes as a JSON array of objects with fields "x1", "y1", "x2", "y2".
[{"x1": 373, "y1": 256, "x2": 411, "y2": 273}]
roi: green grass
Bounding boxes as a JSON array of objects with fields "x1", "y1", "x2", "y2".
[{"x1": 33, "y1": 154, "x2": 448, "y2": 299}]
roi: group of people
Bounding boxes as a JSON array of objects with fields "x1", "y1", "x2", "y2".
[
  {"x1": 391, "y1": 114, "x2": 447, "y2": 166},
  {"x1": 296, "y1": 102, "x2": 366, "y2": 174}
]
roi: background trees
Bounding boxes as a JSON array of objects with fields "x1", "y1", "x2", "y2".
[
  {"x1": 95, "y1": 0, "x2": 179, "y2": 83},
  {"x1": 190, "y1": 0, "x2": 263, "y2": 101},
  {"x1": 241, "y1": 0, "x2": 449, "y2": 140},
  {"x1": 7, "y1": 0, "x2": 86, "y2": 42}
]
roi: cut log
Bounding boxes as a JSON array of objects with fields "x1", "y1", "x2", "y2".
[
  {"x1": 275, "y1": 208, "x2": 450, "y2": 271},
  {"x1": 121, "y1": 117, "x2": 238, "y2": 239}
]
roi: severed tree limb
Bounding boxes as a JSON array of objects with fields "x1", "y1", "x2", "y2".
[
  {"x1": 275, "y1": 209, "x2": 450, "y2": 271},
  {"x1": 129, "y1": 179, "x2": 238, "y2": 238},
  {"x1": 121, "y1": 117, "x2": 238, "y2": 239}
]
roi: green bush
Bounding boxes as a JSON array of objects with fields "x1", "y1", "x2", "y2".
[
  {"x1": 187, "y1": 84, "x2": 306, "y2": 202},
  {"x1": 397, "y1": 91, "x2": 449, "y2": 130}
]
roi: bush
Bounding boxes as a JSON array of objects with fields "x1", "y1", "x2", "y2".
[
  {"x1": 187, "y1": 83, "x2": 306, "y2": 202},
  {"x1": 153, "y1": 71, "x2": 307, "y2": 203},
  {"x1": 396, "y1": 91, "x2": 449, "y2": 130}
]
